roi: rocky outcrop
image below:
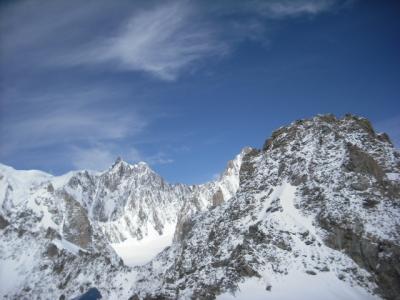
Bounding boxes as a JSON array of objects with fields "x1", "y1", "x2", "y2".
[
  {"x1": 345, "y1": 143, "x2": 384, "y2": 181},
  {"x1": 62, "y1": 193, "x2": 92, "y2": 250},
  {"x1": 0, "y1": 214, "x2": 9, "y2": 229},
  {"x1": 318, "y1": 216, "x2": 400, "y2": 300},
  {"x1": 212, "y1": 188, "x2": 224, "y2": 206}
]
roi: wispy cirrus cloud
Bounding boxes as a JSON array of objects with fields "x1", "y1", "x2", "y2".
[
  {"x1": 250, "y1": 0, "x2": 338, "y2": 17},
  {"x1": 63, "y1": 1, "x2": 227, "y2": 80},
  {"x1": 0, "y1": 88, "x2": 147, "y2": 155},
  {"x1": 60, "y1": 0, "x2": 342, "y2": 80},
  {"x1": 0, "y1": 0, "x2": 344, "y2": 81}
]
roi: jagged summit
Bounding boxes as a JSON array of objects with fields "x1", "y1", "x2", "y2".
[
  {"x1": 110, "y1": 157, "x2": 150, "y2": 172},
  {"x1": 263, "y1": 114, "x2": 393, "y2": 151},
  {"x1": 110, "y1": 156, "x2": 127, "y2": 169}
]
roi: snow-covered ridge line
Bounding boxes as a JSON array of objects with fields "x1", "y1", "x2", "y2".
[
  {"x1": 1, "y1": 114, "x2": 399, "y2": 299},
  {"x1": 0, "y1": 147, "x2": 250, "y2": 298},
  {"x1": 0, "y1": 147, "x2": 250, "y2": 246}
]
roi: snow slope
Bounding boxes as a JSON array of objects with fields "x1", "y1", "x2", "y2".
[
  {"x1": 218, "y1": 270, "x2": 378, "y2": 300},
  {"x1": 218, "y1": 183, "x2": 379, "y2": 300},
  {"x1": 111, "y1": 223, "x2": 175, "y2": 266}
]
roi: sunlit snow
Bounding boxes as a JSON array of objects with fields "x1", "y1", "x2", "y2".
[
  {"x1": 218, "y1": 270, "x2": 379, "y2": 300},
  {"x1": 111, "y1": 223, "x2": 176, "y2": 266}
]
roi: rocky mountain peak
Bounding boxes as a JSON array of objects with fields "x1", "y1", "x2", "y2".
[
  {"x1": 130, "y1": 114, "x2": 400, "y2": 299},
  {"x1": 1, "y1": 114, "x2": 399, "y2": 300},
  {"x1": 106, "y1": 158, "x2": 155, "y2": 182},
  {"x1": 262, "y1": 114, "x2": 393, "y2": 153}
]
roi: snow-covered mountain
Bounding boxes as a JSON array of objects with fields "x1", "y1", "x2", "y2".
[
  {"x1": 0, "y1": 147, "x2": 249, "y2": 298},
  {"x1": 1, "y1": 114, "x2": 399, "y2": 300}
]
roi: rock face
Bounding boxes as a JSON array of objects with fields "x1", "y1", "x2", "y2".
[
  {"x1": 319, "y1": 217, "x2": 400, "y2": 300},
  {"x1": 345, "y1": 143, "x2": 385, "y2": 181},
  {"x1": 62, "y1": 193, "x2": 92, "y2": 250},
  {"x1": 129, "y1": 114, "x2": 400, "y2": 300},
  {"x1": 212, "y1": 188, "x2": 224, "y2": 206},
  {"x1": 0, "y1": 214, "x2": 9, "y2": 229},
  {"x1": 0, "y1": 114, "x2": 399, "y2": 300},
  {"x1": 59, "y1": 150, "x2": 248, "y2": 243}
]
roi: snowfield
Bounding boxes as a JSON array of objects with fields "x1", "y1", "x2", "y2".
[{"x1": 111, "y1": 222, "x2": 176, "y2": 266}]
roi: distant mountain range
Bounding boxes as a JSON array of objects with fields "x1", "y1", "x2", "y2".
[{"x1": 1, "y1": 114, "x2": 399, "y2": 300}]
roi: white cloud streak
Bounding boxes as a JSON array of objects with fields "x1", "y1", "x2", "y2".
[
  {"x1": 0, "y1": 89, "x2": 147, "y2": 155},
  {"x1": 64, "y1": 1, "x2": 227, "y2": 80},
  {"x1": 62, "y1": 0, "x2": 339, "y2": 80},
  {"x1": 254, "y1": 0, "x2": 337, "y2": 17},
  {"x1": 0, "y1": 0, "x2": 342, "y2": 81}
]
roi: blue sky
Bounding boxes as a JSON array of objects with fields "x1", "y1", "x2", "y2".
[{"x1": 0, "y1": 0, "x2": 399, "y2": 184}]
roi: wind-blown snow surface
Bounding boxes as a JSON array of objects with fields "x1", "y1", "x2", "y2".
[{"x1": 1, "y1": 115, "x2": 399, "y2": 299}]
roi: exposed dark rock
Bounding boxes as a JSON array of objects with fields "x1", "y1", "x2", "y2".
[
  {"x1": 53, "y1": 261, "x2": 65, "y2": 274},
  {"x1": 46, "y1": 243, "x2": 59, "y2": 258},
  {"x1": 265, "y1": 197, "x2": 282, "y2": 214},
  {"x1": 212, "y1": 188, "x2": 224, "y2": 206},
  {"x1": 377, "y1": 133, "x2": 392, "y2": 145},
  {"x1": 47, "y1": 183, "x2": 54, "y2": 193},
  {"x1": 62, "y1": 193, "x2": 92, "y2": 250},
  {"x1": 18, "y1": 228, "x2": 26, "y2": 237},
  {"x1": 0, "y1": 214, "x2": 9, "y2": 229},
  {"x1": 345, "y1": 143, "x2": 384, "y2": 181},
  {"x1": 152, "y1": 211, "x2": 164, "y2": 235},
  {"x1": 239, "y1": 149, "x2": 259, "y2": 188},
  {"x1": 247, "y1": 223, "x2": 267, "y2": 243},
  {"x1": 230, "y1": 245, "x2": 261, "y2": 278},
  {"x1": 174, "y1": 217, "x2": 194, "y2": 242},
  {"x1": 350, "y1": 177, "x2": 370, "y2": 191},
  {"x1": 344, "y1": 114, "x2": 375, "y2": 136},
  {"x1": 306, "y1": 270, "x2": 317, "y2": 275},
  {"x1": 319, "y1": 266, "x2": 330, "y2": 272},
  {"x1": 318, "y1": 216, "x2": 400, "y2": 300},
  {"x1": 45, "y1": 227, "x2": 62, "y2": 240},
  {"x1": 291, "y1": 174, "x2": 308, "y2": 186},
  {"x1": 317, "y1": 114, "x2": 337, "y2": 123},
  {"x1": 58, "y1": 273, "x2": 71, "y2": 289},
  {"x1": 362, "y1": 199, "x2": 379, "y2": 209}
]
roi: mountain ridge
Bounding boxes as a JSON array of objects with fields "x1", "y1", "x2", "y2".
[{"x1": 1, "y1": 114, "x2": 399, "y2": 300}]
